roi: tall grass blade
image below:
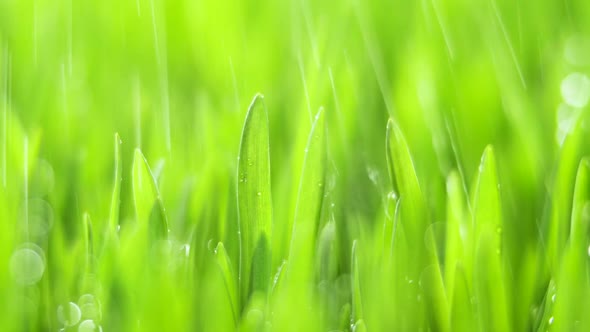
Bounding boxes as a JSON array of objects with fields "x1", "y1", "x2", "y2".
[
  {"x1": 472, "y1": 145, "x2": 510, "y2": 331},
  {"x1": 288, "y1": 108, "x2": 326, "y2": 283},
  {"x1": 237, "y1": 94, "x2": 273, "y2": 307},
  {"x1": 109, "y1": 133, "x2": 123, "y2": 237}
]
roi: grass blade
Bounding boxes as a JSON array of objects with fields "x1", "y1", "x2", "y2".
[
  {"x1": 109, "y1": 133, "x2": 123, "y2": 237},
  {"x1": 450, "y1": 264, "x2": 475, "y2": 331},
  {"x1": 288, "y1": 108, "x2": 326, "y2": 283},
  {"x1": 385, "y1": 118, "x2": 429, "y2": 269},
  {"x1": 547, "y1": 117, "x2": 586, "y2": 270},
  {"x1": 132, "y1": 148, "x2": 169, "y2": 240},
  {"x1": 237, "y1": 94, "x2": 273, "y2": 306},
  {"x1": 551, "y1": 158, "x2": 590, "y2": 330},
  {"x1": 472, "y1": 145, "x2": 510, "y2": 331},
  {"x1": 83, "y1": 212, "x2": 94, "y2": 274},
  {"x1": 214, "y1": 242, "x2": 239, "y2": 325},
  {"x1": 444, "y1": 171, "x2": 468, "y2": 294},
  {"x1": 351, "y1": 240, "x2": 364, "y2": 326}
]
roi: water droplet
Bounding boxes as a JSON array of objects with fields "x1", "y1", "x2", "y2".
[
  {"x1": 387, "y1": 191, "x2": 398, "y2": 201},
  {"x1": 408, "y1": 279, "x2": 414, "y2": 284},
  {"x1": 20, "y1": 198, "x2": 54, "y2": 240},
  {"x1": 57, "y1": 302, "x2": 82, "y2": 326},
  {"x1": 10, "y1": 244, "x2": 45, "y2": 285},
  {"x1": 496, "y1": 226, "x2": 502, "y2": 234},
  {"x1": 30, "y1": 159, "x2": 55, "y2": 197},
  {"x1": 78, "y1": 319, "x2": 102, "y2": 332},
  {"x1": 561, "y1": 72, "x2": 590, "y2": 108},
  {"x1": 548, "y1": 316, "x2": 554, "y2": 325},
  {"x1": 78, "y1": 294, "x2": 102, "y2": 321},
  {"x1": 182, "y1": 244, "x2": 190, "y2": 257},
  {"x1": 496, "y1": 249, "x2": 501, "y2": 255},
  {"x1": 318, "y1": 182, "x2": 323, "y2": 187},
  {"x1": 256, "y1": 192, "x2": 262, "y2": 196},
  {"x1": 551, "y1": 294, "x2": 556, "y2": 302}
]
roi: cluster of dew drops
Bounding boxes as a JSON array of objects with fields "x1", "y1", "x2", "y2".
[{"x1": 8, "y1": 157, "x2": 103, "y2": 331}]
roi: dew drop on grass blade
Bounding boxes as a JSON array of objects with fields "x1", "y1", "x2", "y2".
[
  {"x1": 237, "y1": 94, "x2": 273, "y2": 307},
  {"x1": 109, "y1": 133, "x2": 123, "y2": 237},
  {"x1": 132, "y1": 148, "x2": 168, "y2": 241},
  {"x1": 472, "y1": 145, "x2": 510, "y2": 331},
  {"x1": 288, "y1": 107, "x2": 326, "y2": 283},
  {"x1": 213, "y1": 242, "x2": 238, "y2": 325}
]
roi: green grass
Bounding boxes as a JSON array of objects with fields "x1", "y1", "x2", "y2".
[{"x1": 2, "y1": 0, "x2": 590, "y2": 330}]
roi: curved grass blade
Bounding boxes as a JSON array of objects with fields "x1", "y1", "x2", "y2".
[
  {"x1": 472, "y1": 145, "x2": 510, "y2": 331},
  {"x1": 214, "y1": 242, "x2": 238, "y2": 325},
  {"x1": 132, "y1": 148, "x2": 168, "y2": 240},
  {"x1": 237, "y1": 94, "x2": 273, "y2": 306},
  {"x1": 109, "y1": 133, "x2": 123, "y2": 237},
  {"x1": 288, "y1": 108, "x2": 326, "y2": 283}
]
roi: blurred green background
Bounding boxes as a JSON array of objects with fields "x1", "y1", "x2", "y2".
[{"x1": 1, "y1": 0, "x2": 590, "y2": 330}]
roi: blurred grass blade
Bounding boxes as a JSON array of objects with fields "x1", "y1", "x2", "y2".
[
  {"x1": 385, "y1": 118, "x2": 429, "y2": 270},
  {"x1": 237, "y1": 94, "x2": 273, "y2": 306},
  {"x1": 472, "y1": 145, "x2": 510, "y2": 331},
  {"x1": 316, "y1": 218, "x2": 337, "y2": 282},
  {"x1": 552, "y1": 157, "x2": 590, "y2": 330},
  {"x1": 109, "y1": 133, "x2": 123, "y2": 237},
  {"x1": 473, "y1": 145, "x2": 502, "y2": 248},
  {"x1": 450, "y1": 264, "x2": 475, "y2": 331},
  {"x1": 132, "y1": 148, "x2": 169, "y2": 240},
  {"x1": 83, "y1": 212, "x2": 94, "y2": 273},
  {"x1": 547, "y1": 116, "x2": 586, "y2": 270},
  {"x1": 444, "y1": 171, "x2": 468, "y2": 293},
  {"x1": 288, "y1": 108, "x2": 326, "y2": 283},
  {"x1": 351, "y1": 240, "x2": 363, "y2": 326},
  {"x1": 420, "y1": 264, "x2": 449, "y2": 332},
  {"x1": 569, "y1": 157, "x2": 590, "y2": 248},
  {"x1": 214, "y1": 242, "x2": 238, "y2": 325}
]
